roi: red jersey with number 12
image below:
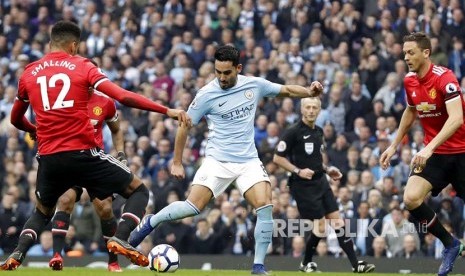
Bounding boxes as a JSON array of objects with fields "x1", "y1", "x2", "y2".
[
  {"x1": 404, "y1": 63, "x2": 465, "y2": 154},
  {"x1": 88, "y1": 91, "x2": 117, "y2": 149},
  {"x1": 17, "y1": 52, "x2": 107, "y2": 154}
]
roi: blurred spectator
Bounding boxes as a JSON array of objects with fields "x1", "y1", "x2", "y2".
[
  {"x1": 70, "y1": 190, "x2": 101, "y2": 255},
  {"x1": 189, "y1": 218, "x2": 224, "y2": 254},
  {"x1": 394, "y1": 234, "x2": 424, "y2": 259},
  {"x1": 289, "y1": 236, "x2": 305, "y2": 258},
  {"x1": 367, "y1": 236, "x2": 392, "y2": 258},
  {"x1": 382, "y1": 207, "x2": 420, "y2": 256},
  {"x1": 350, "y1": 201, "x2": 382, "y2": 256},
  {"x1": 27, "y1": 230, "x2": 53, "y2": 256}
]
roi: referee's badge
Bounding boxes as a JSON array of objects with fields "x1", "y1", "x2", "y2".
[{"x1": 305, "y1": 143, "x2": 314, "y2": 155}]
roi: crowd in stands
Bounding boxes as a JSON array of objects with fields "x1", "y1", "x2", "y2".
[{"x1": 1, "y1": 0, "x2": 465, "y2": 261}]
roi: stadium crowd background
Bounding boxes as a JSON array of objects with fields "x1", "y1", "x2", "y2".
[{"x1": 1, "y1": 0, "x2": 465, "y2": 262}]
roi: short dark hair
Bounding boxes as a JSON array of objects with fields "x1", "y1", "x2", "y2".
[
  {"x1": 403, "y1": 32, "x2": 431, "y2": 52},
  {"x1": 214, "y1": 45, "x2": 240, "y2": 66},
  {"x1": 51, "y1": 21, "x2": 81, "y2": 46}
]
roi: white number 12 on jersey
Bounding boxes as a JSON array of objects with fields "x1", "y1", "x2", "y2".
[{"x1": 37, "y1": 73, "x2": 74, "y2": 111}]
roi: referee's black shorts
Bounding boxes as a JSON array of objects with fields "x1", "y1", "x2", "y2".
[
  {"x1": 36, "y1": 148, "x2": 133, "y2": 208},
  {"x1": 288, "y1": 175, "x2": 338, "y2": 220},
  {"x1": 411, "y1": 152, "x2": 465, "y2": 198}
]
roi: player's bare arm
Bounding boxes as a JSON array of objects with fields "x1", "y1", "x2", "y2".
[
  {"x1": 380, "y1": 106, "x2": 416, "y2": 169},
  {"x1": 107, "y1": 120, "x2": 126, "y2": 164},
  {"x1": 411, "y1": 97, "x2": 464, "y2": 169},
  {"x1": 170, "y1": 123, "x2": 190, "y2": 179},
  {"x1": 277, "y1": 81, "x2": 323, "y2": 98}
]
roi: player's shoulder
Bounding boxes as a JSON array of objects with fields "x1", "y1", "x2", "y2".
[
  {"x1": 196, "y1": 79, "x2": 218, "y2": 96},
  {"x1": 431, "y1": 64, "x2": 449, "y2": 77},
  {"x1": 404, "y1": 72, "x2": 417, "y2": 80},
  {"x1": 71, "y1": 55, "x2": 92, "y2": 63}
]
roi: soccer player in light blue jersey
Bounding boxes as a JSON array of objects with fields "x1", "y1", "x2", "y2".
[{"x1": 129, "y1": 45, "x2": 323, "y2": 275}]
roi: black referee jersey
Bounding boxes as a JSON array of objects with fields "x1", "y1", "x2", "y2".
[{"x1": 275, "y1": 120, "x2": 325, "y2": 182}]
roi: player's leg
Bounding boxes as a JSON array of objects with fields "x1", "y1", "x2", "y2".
[
  {"x1": 49, "y1": 188, "x2": 80, "y2": 270},
  {"x1": 106, "y1": 176, "x2": 150, "y2": 266},
  {"x1": 129, "y1": 157, "x2": 233, "y2": 247},
  {"x1": 326, "y1": 211, "x2": 374, "y2": 273},
  {"x1": 244, "y1": 181, "x2": 273, "y2": 275},
  {"x1": 408, "y1": 155, "x2": 464, "y2": 276},
  {"x1": 1, "y1": 154, "x2": 65, "y2": 270},
  {"x1": 92, "y1": 196, "x2": 121, "y2": 272},
  {"x1": 237, "y1": 160, "x2": 273, "y2": 275},
  {"x1": 78, "y1": 148, "x2": 149, "y2": 266},
  {"x1": 129, "y1": 185, "x2": 211, "y2": 247}
]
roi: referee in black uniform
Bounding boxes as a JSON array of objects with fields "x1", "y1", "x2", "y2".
[{"x1": 273, "y1": 97, "x2": 375, "y2": 273}]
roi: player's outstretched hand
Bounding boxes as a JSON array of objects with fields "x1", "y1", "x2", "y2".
[
  {"x1": 167, "y1": 109, "x2": 192, "y2": 127},
  {"x1": 379, "y1": 146, "x2": 396, "y2": 170},
  {"x1": 171, "y1": 162, "x2": 186, "y2": 179},
  {"x1": 309, "y1": 81, "x2": 323, "y2": 97}
]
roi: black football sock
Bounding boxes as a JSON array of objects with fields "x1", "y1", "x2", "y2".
[
  {"x1": 16, "y1": 208, "x2": 52, "y2": 254},
  {"x1": 101, "y1": 217, "x2": 118, "y2": 263},
  {"x1": 335, "y1": 227, "x2": 358, "y2": 268},
  {"x1": 409, "y1": 203, "x2": 454, "y2": 247},
  {"x1": 302, "y1": 232, "x2": 321, "y2": 265},
  {"x1": 52, "y1": 211, "x2": 70, "y2": 255},
  {"x1": 115, "y1": 184, "x2": 149, "y2": 240}
]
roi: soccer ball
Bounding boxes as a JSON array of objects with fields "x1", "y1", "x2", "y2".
[{"x1": 148, "y1": 244, "x2": 180, "y2": 272}]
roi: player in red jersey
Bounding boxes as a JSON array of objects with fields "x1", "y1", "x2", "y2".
[
  {"x1": 49, "y1": 88, "x2": 126, "y2": 272},
  {"x1": 1, "y1": 21, "x2": 190, "y2": 270},
  {"x1": 380, "y1": 32, "x2": 465, "y2": 276}
]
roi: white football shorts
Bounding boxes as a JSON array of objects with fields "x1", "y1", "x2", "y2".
[{"x1": 192, "y1": 157, "x2": 270, "y2": 197}]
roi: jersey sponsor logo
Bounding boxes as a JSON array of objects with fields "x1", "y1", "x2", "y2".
[
  {"x1": 221, "y1": 103, "x2": 254, "y2": 120},
  {"x1": 277, "y1": 141, "x2": 286, "y2": 152},
  {"x1": 320, "y1": 144, "x2": 325, "y2": 153},
  {"x1": 412, "y1": 91, "x2": 416, "y2": 97},
  {"x1": 428, "y1": 88, "x2": 437, "y2": 99},
  {"x1": 93, "y1": 106, "x2": 103, "y2": 116},
  {"x1": 446, "y1": 83, "x2": 458, "y2": 93},
  {"x1": 304, "y1": 143, "x2": 314, "y2": 155},
  {"x1": 244, "y1": 90, "x2": 254, "y2": 100},
  {"x1": 219, "y1": 101, "x2": 227, "y2": 107},
  {"x1": 416, "y1": 102, "x2": 436, "y2": 113},
  {"x1": 303, "y1": 135, "x2": 311, "y2": 139}
]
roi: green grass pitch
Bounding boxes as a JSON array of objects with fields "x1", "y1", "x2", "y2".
[{"x1": 4, "y1": 268, "x2": 436, "y2": 275}]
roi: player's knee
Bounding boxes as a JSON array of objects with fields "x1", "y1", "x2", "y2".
[
  {"x1": 97, "y1": 203, "x2": 113, "y2": 219},
  {"x1": 57, "y1": 195, "x2": 75, "y2": 213},
  {"x1": 254, "y1": 199, "x2": 270, "y2": 209},
  {"x1": 403, "y1": 193, "x2": 422, "y2": 210},
  {"x1": 135, "y1": 183, "x2": 149, "y2": 197}
]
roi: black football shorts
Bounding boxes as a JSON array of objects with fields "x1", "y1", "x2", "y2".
[{"x1": 36, "y1": 148, "x2": 133, "y2": 208}]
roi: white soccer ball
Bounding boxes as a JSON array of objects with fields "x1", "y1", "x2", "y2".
[{"x1": 148, "y1": 244, "x2": 180, "y2": 273}]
